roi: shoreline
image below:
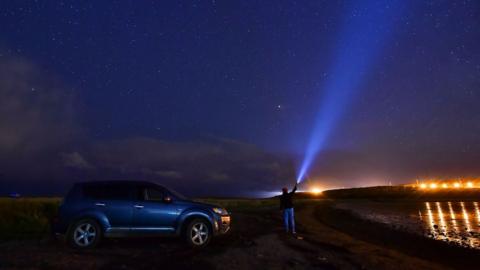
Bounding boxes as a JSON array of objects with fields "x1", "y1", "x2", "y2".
[{"x1": 316, "y1": 200, "x2": 480, "y2": 269}]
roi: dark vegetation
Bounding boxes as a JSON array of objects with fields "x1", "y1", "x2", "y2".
[{"x1": 0, "y1": 198, "x2": 60, "y2": 240}]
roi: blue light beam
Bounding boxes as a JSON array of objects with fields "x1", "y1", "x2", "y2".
[{"x1": 297, "y1": 1, "x2": 405, "y2": 183}]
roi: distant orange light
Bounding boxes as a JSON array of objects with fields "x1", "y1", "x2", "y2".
[
  {"x1": 442, "y1": 183, "x2": 448, "y2": 188},
  {"x1": 419, "y1": 183, "x2": 427, "y2": 189},
  {"x1": 453, "y1": 182, "x2": 461, "y2": 188},
  {"x1": 467, "y1": 182, "x2": 474, "y2": 188},
  {"x1": 430, "y1": 183, "x2": 438, "y2": 189},
  {"x1": 310, "y1": 188, "x2": 322, "y2": 195}
]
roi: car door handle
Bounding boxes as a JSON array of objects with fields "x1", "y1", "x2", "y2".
[
  {"x1": 134, "y1": 204, "x2": 144, "y2": 209},
  {"x1": 95, "y1": 202, "x2": 106, "y2": 207}
]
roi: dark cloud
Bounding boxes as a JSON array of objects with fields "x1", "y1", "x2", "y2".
[
  {"x1": 0, "y1": 56, "x2": 77, "y2": 153},
  {"x1": 60, "y1": 152, "x2": 94, "y2": 170},
  {"x1": 2, "y1": 135, "x2": 296, "y2": 196},
  {"x1": 0, "y1": 54, "x2": 78, "y2": 179},
  {"x1": 63, "y1": 137, "x2": 295, "y2": 197},
  {"x1": 0, "y1": 55, "x2": 295, "y2": 197}
]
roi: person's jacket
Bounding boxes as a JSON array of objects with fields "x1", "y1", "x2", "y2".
[{"x1": 280, "y1": 185, "x2": 297, "y2": 210}]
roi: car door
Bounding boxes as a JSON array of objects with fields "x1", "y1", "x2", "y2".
[
  {"x1": 83, "y1": 183, "x2": 134, "y2": 233},
  {"x1": 131, "y1": 185, "x2": 180, "y2": 234}
]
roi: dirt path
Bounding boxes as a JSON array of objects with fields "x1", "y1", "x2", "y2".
[
  {"x1": 209, "y1": 202, "x2": 450, "y2": 270},
  {"x1": 209, "y1": 208, "x2": 357, "y2": 270}
]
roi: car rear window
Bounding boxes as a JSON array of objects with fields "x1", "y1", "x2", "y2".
[{"x1": 83, "y1": 183, "x2": 132, "y2": 200}]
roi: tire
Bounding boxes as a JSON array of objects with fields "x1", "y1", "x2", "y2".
[
  {"x1": 67, "y1": 218, "x2": 102, "y2": 249},
  {"x1": 185, "y1": 218, "x2": 212, "y2": 247}
]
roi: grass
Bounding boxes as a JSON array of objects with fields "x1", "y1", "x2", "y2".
[{"x1": 0, "y1": 198, "x2": 61, "y2": 240}]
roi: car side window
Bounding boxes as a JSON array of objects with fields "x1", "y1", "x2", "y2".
[
  {"x1": 83, "y1": 184, "x2": 132, "y2": 201},
  {"x1": 144, "y1": 187, "x2": 164, "y2": 202}
]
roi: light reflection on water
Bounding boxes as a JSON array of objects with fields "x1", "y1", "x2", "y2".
[
  {"x1": 420, "y1": 201, "x2": 480, "y2": 248},
  {"x1": 447, "y1": 202, "x2": 458, "y2": 233},
  {"x1": 474, "y1": 202, "x2": 480, "y2": 225},
  {"x1": 335, "y1": 200, "x2": 480, "y2": 249}
]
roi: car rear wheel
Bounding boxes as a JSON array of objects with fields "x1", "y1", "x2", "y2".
[
  {"x1": 185, "y1": 218, "x2": 211, "y2": 247},
  {"x1": 68, "y1": 218, "x2": 101, "y2": 249}
]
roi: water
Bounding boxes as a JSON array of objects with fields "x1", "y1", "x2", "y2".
[
  {"x1": 420, "y1": 201, "x2": 480, "y2": 247},
  {"x1": 334, "y1": 200, "x2": 480, "y2": 249}
]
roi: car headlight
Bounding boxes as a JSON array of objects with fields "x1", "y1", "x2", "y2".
[{"x1": 212, "y1": 207, "x2": 228, "y2": 215}]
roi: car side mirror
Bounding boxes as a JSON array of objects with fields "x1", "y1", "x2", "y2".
[{"x1": 163, "y1": 196, "x2": 172, "y2": 203}]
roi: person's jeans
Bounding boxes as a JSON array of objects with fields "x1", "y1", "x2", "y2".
[{"x1": 283, "y1": 208, "x2": 295, "y2": 233}]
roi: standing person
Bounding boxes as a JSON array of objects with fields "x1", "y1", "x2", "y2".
[{"x1": 280, "y1": 183, "x2": 297, "y2": 234}]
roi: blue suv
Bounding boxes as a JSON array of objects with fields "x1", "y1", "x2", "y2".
[{"x1": 52, "y1": 181, "x2": 230, "y2": 248}]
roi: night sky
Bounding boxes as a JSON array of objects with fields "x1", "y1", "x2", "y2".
[{"x1": 1, "y1": 1, "x2": 479, "y2": 197}]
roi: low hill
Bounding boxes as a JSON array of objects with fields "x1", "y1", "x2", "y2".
[{"x1": 322, "y1": 186, "x2": 480, "y2": 200}]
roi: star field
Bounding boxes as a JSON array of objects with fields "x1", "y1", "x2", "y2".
[{"x1": 0, "y1": 0, "x2": 479, "y2": 195}]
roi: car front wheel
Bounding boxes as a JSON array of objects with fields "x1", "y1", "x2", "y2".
[
  {"x1": 68, "y1": 218, "x2": 101, "y2": 249},
  {"x1": 186, "y1": 218, "x2": 211, "y2": 247}
]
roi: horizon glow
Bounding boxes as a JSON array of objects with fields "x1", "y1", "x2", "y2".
[{"x1": 297, "y1": 1, "x2": 405, "y2": 183}]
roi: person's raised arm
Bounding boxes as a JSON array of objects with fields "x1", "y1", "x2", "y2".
[{"x1": 290, "y1": 183, "x2": 297, "y2": 194}]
